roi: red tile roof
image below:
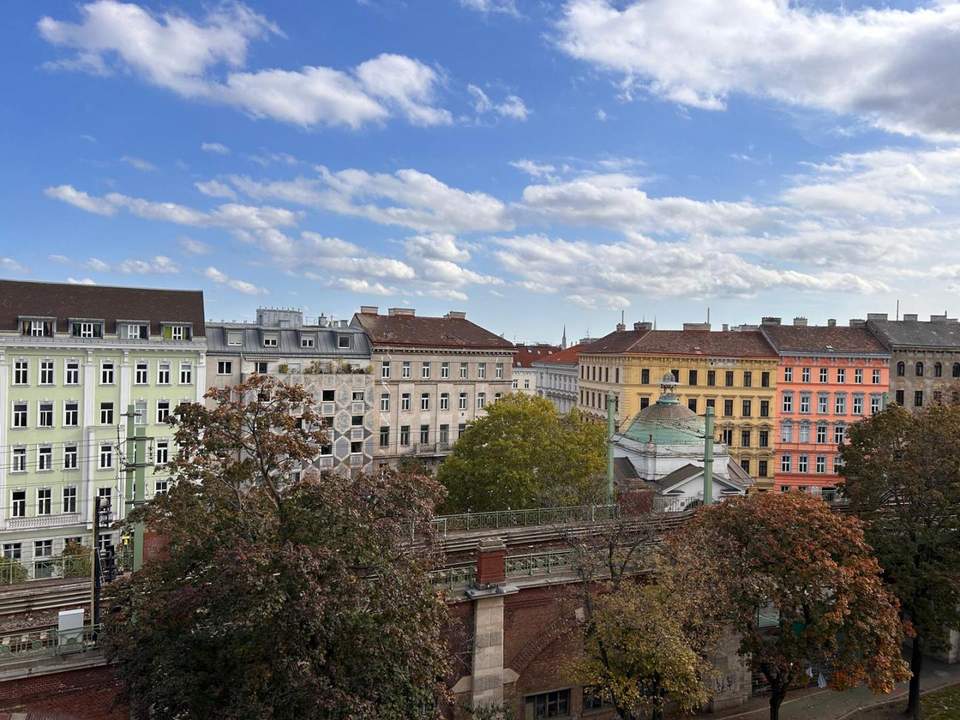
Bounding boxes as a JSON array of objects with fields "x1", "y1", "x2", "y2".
[
  {"x1": 0, "y1": 280, "x2": 205, "y2": 336},
  {"x1": 761, "y1": 325, "x2": 889, "y2": 354},
  {"x1": 513, "y1": 344, "x2": 561, "y2": 367},
  {"x1": 534, "y1": 343, "x2": 585, "y2": 365},
  {"x1": 583, "y1": 328, "x2": 776, "y2": 358},
  {"x1": 580, "y1": 328, "x2": 650, "y2": 354},
  {"x1": 352, "y1": 311, "x2": 514, "y2": 350}
]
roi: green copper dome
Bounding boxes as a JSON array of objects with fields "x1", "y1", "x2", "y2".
[{"x1": 621, "y1": 390, "x2": 705, "y2": 446}]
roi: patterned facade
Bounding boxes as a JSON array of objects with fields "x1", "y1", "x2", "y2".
[{"x1": 532, "y1": 343, "x2": 583, "y2": 414}]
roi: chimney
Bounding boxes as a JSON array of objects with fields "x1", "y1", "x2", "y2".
[
  {"x1": 930, "y1": 314, "x2": 948, "y2": 323},
  {"x1": 633, "y1": 321, "x2": 652, "y2": 332},
  {"x1": 445, "y1": 311, "x2": 466, "y2": 320},
  {"x1": 903, "y1": 313, "x2": 918, "y2": 322},
  {"x1": 359, "y1": 305, "x2": 378, "y2": 315},
  {"x1": 388, "y1": 308, "x2": 416, "y2": 316},
  {"x1": 722, "y1": 323, "x2": 729, "y2": 331},
  {"x1": 761, "y1": 317, "x2": 781, "y2": 326},
  {"x1": 793, "y1": 316, "x2": 808, "y2": 327},
  {"x1": 827, "y1": 319, "x2": 836, "y2": 327},
  {"x1": 616, "y1": 322, "x2": 626, "y2": 331},
  {"x1": 683, "y1": 322, "x2": 711, "y2": 331},
  {"x1": 867, "y1": 313, "x2": 888, "y2": 321},
  {"x1": 849, "y1": 318, "x2": 866, "y2": 327}
]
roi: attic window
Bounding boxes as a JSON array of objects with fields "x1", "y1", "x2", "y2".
[
  {"x1": 21, "y1": 318, "x2": 54, "y2": 337},
  {"x1": 337, "y1": 335, "x2": 351, "y2": 349},
  {"x1": 263, "y1": 336, "x2": 278, "y2": 348},
  {"x1": 227, "y1": 332, "x2": 242, "y2": 346},
  {"x1": 301, "y1": 335, "x2": 315, "y2": 348},
  {"x1": 71, "y1": 320, "x2": 103, "y2": 338}
]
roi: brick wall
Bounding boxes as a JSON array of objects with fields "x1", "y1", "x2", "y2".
[{"x1": 0, "y1": 665, "x2": 128, "y2": 719}]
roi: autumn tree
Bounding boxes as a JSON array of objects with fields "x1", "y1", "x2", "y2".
[
  {"x1": 438, "y1": 394, "x2": 606, "y2": 512},
  {"x1": 104, "y1": 375, "x2": 451, "y2": 720},
  {"x1": 566, "y1": 497, "x2": 713, "y2": 720},
  {"x1": 841, "y1": 404, "x2": 960, "y2": 719},
  {"x1": 665, "y1": 492, "x2": 909, "y2": 720}
]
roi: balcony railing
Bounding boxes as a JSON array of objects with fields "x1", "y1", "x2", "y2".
[
  {"x1": 0, "y1": 553, "x2": 92, "y2": 585},
  {"x1": 0, "y1": 624, "x2": 101, "y2": 666},
  {"x1": 429, "y1": 504, "x2": 619, "y2": 536},
  {"x1": 6, "y1": 513, "x2": 81, "y2": 530}
]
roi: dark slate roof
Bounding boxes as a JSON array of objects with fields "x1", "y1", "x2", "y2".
[
  {"x1": 613, "y1": 457, "x2": 640, "y2": 485},
  {"x1": 580, "y1": 328, "x2": 650, "y2": 354},
  {"x1": 352, "y1": 312, "x2": 514, "y2": 350},
  {"x1": 0, "y1": 279, "x2": 205, "y2": 336},
  {"x1": 632, "y1": 330, "x2": 776, "y2": 358},
  {"x1": 761, "y1": 325, "x2": 888, "y2": 355},
  {"x1": 205, "y1": 324, "x2": 370, "y2": 357},
  {"x1": 656, "y1": 463, "x2": 703, "y2": 491},
  {"x1": 867, "y1": 319, "x2": 960, "y2": 350}
]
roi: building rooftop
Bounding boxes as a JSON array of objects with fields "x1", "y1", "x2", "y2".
[
  {"x1": 580, "y1": 324, "x2": 652, "y2": 354},
  {"x1": 513, "y1": 343, "x2": 560, "y2": 367},
  {"x1": 867, "y1": 316, "x2": 960, "y2": 350},
  {"x1": 351, "y1": 307, "x2": 514, "y2": 351},
  {"x1": 760, "y1": 324, "x2": 888, "y2": 354},
  {"x1": 620, "y1": 390, "x2": 705, "y2": 446},
  {"x1": 0, "y1": 279, "x2": 205, "y2": 336},
  {"x1": 533, "y1": 343, "x2": 585, "y2": 366},
  {"x1": 204, "y1": 323, "x2": 370, "y2": 357}
]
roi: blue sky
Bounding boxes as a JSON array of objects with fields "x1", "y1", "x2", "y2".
[{"x1": 2, "y1": 0, "x2": 960, "y2": 343}]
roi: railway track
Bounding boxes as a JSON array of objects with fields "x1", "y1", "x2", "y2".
[{"x1": 0, "y1": 579, "x2": 93, "y2": 617}]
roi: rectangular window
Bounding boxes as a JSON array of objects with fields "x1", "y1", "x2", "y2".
[
  {"x1": 853, "y1": 395, "x2": 864, "y2": 415},
  {"x1": 99, "y1": 443, "x2": 113, "y2": 469},
  {"x1": 817, "y1": 425, "x2": 827, "y2": 443},
  {"x1": 721, "y1": 428, "x2": 733, "y2": 445},
  {"x1": 38, "y1": 446, "x2": 53, "y2": 471},
  {"x1": 227, "y1": 332, "x2": 242, "y2": 346},
  {"x1": 758, "y1": 459, "x2": 769, "y2": 477},
  {"x1": 781, "y1": 422, "x2": 793, "y2": 443},
  {"x1": 170, "y1": 325, "x2": 188, "y2": 341},
  {"x1": 65, "y1": 361, "x2": 79, "y2": 385},
  {"x1": 132, "y1": 361, "x2": 147, "y2": 385},
  {"x1": 802, "y1": 367, "x2": 811, "y2": 383},
  {"x1": 400, "y1": 426, "x2": 410, "y2": 447},
  {"x1": 478, "y1": 363, "x2": 486, "y2": 379},
  {"x1": 34, "y1": 540, "x2": 52, "y2": 559},
  {"x1": 381, "y1": 360, "x2": 391, "y2": 379},
  {"x1": 782, "y1": 393, "x2": 793, "y2": 413},
  {"x1": 759, "y1": 429, "x2": 769, "y2": 448},
  {"x1": 477, "y1": 392, "x2": 486, "y2": 409},
  {"x1": 39, "y1": 360, "x2": 54, "y2": 385},
  {"x1": 300, "y1": 336, "x2": 315, "y2": 348},
  {"x1": 798, "y1": 455, "x2": 808, "y2": 473},
  {"x1": 743, "y1": 371, "x2": 752, "y2": 388},
  {"x1": 689, "y1": 369, "x2": 698, "y2": 386},
  {"x1": 379, "y1": 426, "x2": 390, "y2": 448},
  {"x1": 73, "y1": 321, "x2": 101, "y2": 338},
  {"x1": 784, "y1": 367, "x2": 793, "y2": 382},
  {"x1": 460, "y1": 362, "x2": 468, "y2": 379},
  {"x1": 419, "y1": 425, "x2": 430, "y2": 444},
  {"x1": 101, "y1": 362, "x2": 115, "y2": 384},
  {"x1": 871, "y1": 395, "x2": 882, "y2": 415},
  {"x1": 3, "y1": 543, "x2": 21, "y2": 560},
  {"x1": 420, "y1": 393, "x2": 430, "y2": 410},
  {"x1": 12, "y1": 402, "x2": 27, "y2": 428},
  {"x1": 14, "y1": 360, "x2": 28, "y2": 385},
  {"x1": 896, "y1": 389, "x2": 905, "y2": 405},
  {"x1": 495, "y1": 362, "x2": 504, "y2": 379},
  {"x1": 441, "y1": 362, "x2": 450, "y2": 379},
  {"x1": 380, "y1": 393, "x2": 390, "y2": 412},
  {"x1": 179, "y1": 362, "x2": 192, "y2": 384},
  {"x1": 799, "y1": 423, "x2": 810, "y2": 443},
  {"x1": 37, "y1": 488, "x2": 51, "y2": 514},
  {"x1": 835, "y1": 395, "x2": 847, "y2": 414},
  {"x1": 401, "y1": 393, "x2": 411, "y2": 411},
  {"x1": 800, "y1": 394, "x2": 810, "y2": 413},
  {"x1": 440, "y1": 392, "x2": 450, "y2": 410},
  {"x1": 524, "y1": 689, "x2": 570, "y2": 719},
  {"x1": 402, "y1": 361, "x2": 411, "y2": 379},
  {"x1": 155, "y1": 441, "x2": 169, "y2": 466},
  {"x1": 351, "y1": 414, "x2": 363, "y2": 427},
  {"x1": 723, "y1": 399, "x2": 733, "y2": 417},
  {"x1": 459, "y1": 392, "x2": 468, "y2": 410},
  {"x1": 705, "y1": 370, "x2": 714, "y2": 387},
  {"x1": 158, "y1": 362, "x2": 171, "y2": 384},
  {"x1": 322, "y1": 390, "x2": 335, "y2": 402},
  {"x1": 740, "y1": 429, "x2": 751, "y2": 447},
  {"x1": 63, "y1": 487, "x2": 77, "y2": 513},
  {"x1": 641, "y1": 368, "x2": 650, "y2": 384},
  {"x1": 458, "y1": 423, "x2": 466, "y2": 437},
  {"x1": 761, "y1": 371, "x2": 770, "y2": 388},
  {"x1": 338, "y1": 335, "x2": 351, "y2": 349},
  {"x1": 263, "y1": 336, "x2": 278, "y2": 348},
  {"x1": 834, "y1": 425, "x2": 846, "y2": 444},
  {"x1": 439, "y1": 424, "x2": 449, "y2": 444},
  {"x1": 820, "y1": 367, "x2": 829, "y2": 383},
  {"x1": 835, "y1": 368, "x2": 845, "y2": 384},
  {"x1": 816, "y1": 456, "x2": 826, "y2": 474},
  {"x1": 740, "y1": 458, "x2": 751, "y2": 474},
  {"x1": 11, "y1": 490, "x2": 26, "y2": 517},
  {"x1": 421, "y1": 362, "x2": 431, "y2": 379},
  {"x1": 39, "y1": 401, "x2": 54, "y2": 428},
  {"x1": 157, "y1": 400, "x2": 170, "y2": 423},
  {"x1": 725, "y1": 370, "x2": 734, "y2": 387},
  {"x1": 781, "y1": 454, "x2": 792, "y2": 472},
  {"x1": 687, "y1": 398, "x2": 697, "y2": 413},
  {"x1": 914, "y1": 390, "x2": 924, "y2": 407},
  {"x1": 872, "y1": 369, "x2": 881, "y2": 384},
  {"x1": 760, "y1": 399, "x2": 770, "y2": 418},
  {"x1": 854, "y1": 368, "x2": 863, "y2": 384},
  {"x1": 742, "y1": 400, "x2": 752, "y2": 417},
  {"x1": 64, "y1": 444, "x2": 78, "y2": 470},
  {"x1": 12, "y1": 448, "x2": 26, "y2": 473},
  {"x1": 100, "y1": 401, "x2": 114, "y2": 425},
  {"x1": 155, "y1": 479, "x2": 168, "y2": 495},
  {"x1": 818, "y1": 394, "x2": 829, "y2": 414},
  {"x1": 217, "y1": 361, "x2": 232, "y2": 375}
]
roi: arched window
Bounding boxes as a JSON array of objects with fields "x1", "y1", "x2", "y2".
[
  {"x1": 896, "y1": 361, "x2": 905, "y2": 377},
  {"x1": 935, "y1": 362, "x2": 943, "y2": 377},
  {"x1": 953, "y1": 363, "x2": 960, "y2": 378},
  {"x1": 915, "y1": 361, "x2": 924, "y2": 377}
]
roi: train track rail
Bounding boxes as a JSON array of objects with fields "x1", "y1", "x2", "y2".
[{"x1": 0, "y1": 580, "x2": 93, "y2": 617}]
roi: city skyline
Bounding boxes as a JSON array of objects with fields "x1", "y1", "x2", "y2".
[{"x1": 2, "y1": 1, "x2": 960, "y2": 342}]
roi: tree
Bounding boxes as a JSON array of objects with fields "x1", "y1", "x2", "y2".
[
  {"x1": 104, "y1": 375, "x2": 451, "y2": 720},
  {"x1": 61, "y1": 540, "x2": 91, "y2": 578},
  {"x1": 665, "y1": 493, "x2": 909, "y2": 720},
  {"x1": 438, "y1": 394, "x2": 606, "y2": 512},
  {"x1": 841, "y1": 404, "x2": 960, "y2": 719}
]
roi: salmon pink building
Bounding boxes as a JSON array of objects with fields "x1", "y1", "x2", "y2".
[{"x1": 760, "y1": 318, "x2": 890, "y2": 493}]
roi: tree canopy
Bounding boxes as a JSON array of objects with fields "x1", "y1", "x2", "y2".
[
  {"x1": 841, "y1": 404, "x2": 960, "y2": 719},
  {"x1": 104, "y1": 375, "x2": 451, "y2": 720},
  {"x1": 438, "y1": 394, "x2": 606, "y2": 513},
  {"x1": 664, "y1": 492, "x2": 909, "y2": 720}
]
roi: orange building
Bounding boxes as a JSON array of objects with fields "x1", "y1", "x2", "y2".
[{"x1": 760, "y1": 318, "x2": 890, "y2": 493}]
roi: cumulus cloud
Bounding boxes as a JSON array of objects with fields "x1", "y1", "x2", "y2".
[
  {"x1": 404, "y1": 233, "x2": 471, "y2": 263},
  {"x1": 67, "y1": 277, "x2": 97, "y2": 285},
  {"x1": 120, "y1": 155, "x2": 155, "y2": 172},
  {"x1": 204, "y1": 266, "x2": 267, "y2": 295},
  {"x1": 39, "y1": 2, "x2": 451, "y2": 129},
  {"x1": 178, "y1": 237, "x2": 210, "y2": 255},
  {"x1": 77, "y1": 255, "x2": 179, "y2": 275},
  {"x1": 195, "y1": 179, "x2": 237, "y2": 199},
  {"x1": 45, "y1": 185, "x2": 116, "y2": 215},
  {"x1": 468, "y1": 84, "x2": 530, "y2": 121},
  {"x1": 556, "y1": 0, "x2": 960, "y2": 139},
  {"x1": 0, "y1": 258, "x2": 27, "y2": 274},
  {"x1": 201, "y1": 141, "x2": 230, "y2": 155},
  {"x1": 460, "y1": 0, "x2": 519, "y2": 16}
]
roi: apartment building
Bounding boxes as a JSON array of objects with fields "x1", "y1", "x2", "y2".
[
  {"x1": 205, "y1": 308, "x2": 374, "y2": 475},
  {"x1": 866, "y1": 313, "x2": 960, "y2": 408},
  {"x1": 532, "y1": 343, "x2": 584, "y2": 414},
  {"x1": 579, "y1": 322, "x2": 778, "y2": 487},
  {"x1": 512, "y1": 343, "x2": 559, "y2": 396},
  {"x1": 0, "y1": 280, "x2": 206, "y2": 571},
  {"x1": 351, "y1": 307, "x2": 514, "y2": 466},
  {"x1": 760, "y1": 318, "x2": 890, "y2": 493}
]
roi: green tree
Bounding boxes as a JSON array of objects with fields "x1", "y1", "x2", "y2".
[
  {"x1": 438, "y1": 394, "x2": 605, "y2": 512},
  {"x1": 841, "y1": 404, "x2": 960, "y2": 719},
  {"x1": 104, "y1": 375, "x2": 451, "y2": 720},
  {"x1": 0, "y1": 556, "x2": 27, "y2": 585},
  {"x1": 61, "y1": 540, "x2": 92, "y2": 578},
  {"x1": 665, "y1": 493, "x2": 909, "y2": 720}
]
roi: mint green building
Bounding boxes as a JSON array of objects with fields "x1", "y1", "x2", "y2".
[{"x1": 0, "y1": 280, "x2": 206, "y2": 574}]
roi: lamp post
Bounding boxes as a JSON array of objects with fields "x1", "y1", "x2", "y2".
[{"x1": 703, "y1": 406, "x2": 714, "y2": 505}]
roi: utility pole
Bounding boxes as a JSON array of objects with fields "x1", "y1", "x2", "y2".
[
  {"x1": 122, "y1": 404, "x2": 150, "y2": 572},
  {"x1": 703, "y1": 406, "x2": 715, "y2": 505},
  {"x1": 92, "y1": 495, "x2": 101, "y2": 627},
  {"x1": 606, "y1": 392, "x2": 616, "y2": 504}
]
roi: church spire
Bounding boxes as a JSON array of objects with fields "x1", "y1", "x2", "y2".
[{"x1": 561, "y1": 324, "x2": 567, "y2": 349}]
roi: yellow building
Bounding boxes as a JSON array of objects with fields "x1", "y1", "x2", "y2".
[{"x1": 579, "y1": 323, "x2": 778, "y2": 488}]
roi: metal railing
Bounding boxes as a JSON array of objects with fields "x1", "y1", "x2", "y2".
[
  {"x1": 0, "y1": 554, "x2": 92, "y2": 585},
  {"x1": 430, "y1": 504, "x2": 620, "y2": 536},
  {"x1": 0, "y1": 624, "x2": 101, "y2": 665},
  {"x1": 505, "y1": 550, "x2": 575, "y2": 578},
  {"x1": 428, "y1": 562, "x2": 476, "y2": 591},
  {"x1": 651, "y1": 496, "x2": 702, "y2": 514}
]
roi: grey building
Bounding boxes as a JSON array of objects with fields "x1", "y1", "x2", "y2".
[
  {"x1": 866, "y1": 313, "x2": 960, "y2": 408},
  {"x1": 205, "y1": 308, "x2": 375, "y2": 474}
]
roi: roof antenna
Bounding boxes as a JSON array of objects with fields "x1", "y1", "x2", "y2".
[
  {"x1": 707, "y1": 306, "x2": 710, "y2": 324},
  {"x1": 896, "y1": 298, "x2": 900, "y2": 321}
]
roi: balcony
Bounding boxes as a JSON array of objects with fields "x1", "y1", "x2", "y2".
[{"x1": 6, "y1": 513, "x2": 81, "y2": 531}]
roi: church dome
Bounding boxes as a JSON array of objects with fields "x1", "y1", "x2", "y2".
[{"x1": 620, "y1": 386, "x2": 705, "y2": 446}]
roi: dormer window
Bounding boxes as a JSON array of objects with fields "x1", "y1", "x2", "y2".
[
  {"x1": 301, "y1": 335, "x2": 315, "y2": 349},
  {"x1": 21, "y1": 318, "x2": 54, "y2": 337},
  {"x1": 227, "y1": 332, "x2": 242, "y2": 346},
  {"x1": 123, "y1": 323, "x2": 149, "y2": 340},
  {"x1": 71, "y1": 320, "x2": 103, "y2": 338},
  {"x1": 337, "y1": 335, "x2": 351, "y2": 349},
  {"x1": 263, "y1": 336, "x2": 278, "y2": 348},
  {"x1": 162, "y1": 324, "x2": 192, "y2": 341}
]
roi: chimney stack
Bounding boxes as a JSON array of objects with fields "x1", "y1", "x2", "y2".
[
  {"x1": 633, "y1": 321, "x2": 652, "y2": 332},
  {"x1": 359, "y1": 305, "x2": 379, "y2": 315},
  {"x1": 445, "y1": 311, "x2": 466, "y2": 320},
  {"x1": 388, "y1": 307, "x2": 416, "y2": 317},
  {"x1": 761, "y1": 317, "x2": 781, "y2": 326},
  {"x1": 683, "y1": 322, "x2": 711, "y2": 331},
  {"x1": 793, "y1": 316, "x2": 808, "y2": 327},
  {"x1": 903, "y1": 313, "x2": 918, "y2": 322},
  {"x1": 827, "y1": 319, "x2": 836, "y2": 327}
]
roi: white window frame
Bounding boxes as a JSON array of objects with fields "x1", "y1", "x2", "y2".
[
  {"x1": 401, "y1": 393, "x2": 411, "y2": 411},
  {"x1": 380, "y1": 394, "x2": 390, "y2": 412},
  {"x1": 460, "y1": 362, "x2": 468, "y2": 379},
  {"x1": 13, "y1": 359, "x2": 28, "y2": 385},
  {"x1": 12, "y1": 402, "x2": 27, "y2": 429},
  {"x1": 11, "y1": 490, "x2": 26, "y2": 517},
  {"x1": 421, "y1": 363, "x2": 431, "y2": 379},
  {"x1": 217, "y1": 361, "x2": 232, "y2": 375},
  {"x1": 157, "y1": 400, "x2": 171, "y2": 424},
  {"x1": 99, "y1": 443, "x2": 113, "y2": 469},
  {"x1": 179, "y1": 362, "x2": 192, "y2": 384},
  {"x1": 65, "y1": 360, "x2": 80, "y2": 385},
  {"x1": 155, "y1": 440, "x2": 169, "y2": 466},
  {"x1": 495, "y1": 362, "x2": 503, "y2": 379},
  {"x1": 64, "y1": 401, "x2": 79, "y2": 427},
  {"x1": 37, "y1": 488, "x2": 52, "y2": 514},
  {"x1": 100, "y1": 361, "x2": 115, "y2": 385},
  {"x1": 381, "y1": 361, "x2": 390, "y2": 379},
  {"x1": 440, "y1": 393, "x2": 450, "y2": 410},
  {"x1": 11, "y1": 448, "x2": 27, "y2": 473},
  {"x1": 478, "y1": 363, "x2": 486, "y2": 379},
  {"x1": 477, "y1": 392, "x2": 486, "y2": 409},
  {"x1": 401, "y1": 361, "x2": 411, "y2": 379},
  {"x1": 63, "y1": 486, "x2": 77, "y2": 513},
  {"x1": 420, "y1": 393, "x2": 430, "y2": 411},
  {"x1": 38, "y1": 401, "x2": 54, "y2": 428},
  {"x1": 39, "y1": 359, "x2": 55, "y2": 386},
  {"x1": 459, "y1": 392, "x2": 468, "y2": 410},
  {"x1": 100, "y1": 401, "x2": 114, "y2": 426},
  {"x1": 441, "y1": 362, "x2": 450, "y2": 379},
  {"x1": 64, "y1": 445, "x2": 78, "y2": 470},
  {"x1": 157, "y1": 362, "x2": 171, "y2": 384},
  {"x1": 37, "y1": 446, "x2": 53, "y2": 472}
]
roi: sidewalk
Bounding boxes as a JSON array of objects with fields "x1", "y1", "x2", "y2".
[{"x1": 703, "y1": 657, "x2": 960, "y2": 720}]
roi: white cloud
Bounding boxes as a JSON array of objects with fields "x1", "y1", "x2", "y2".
[
  {"x1": 117, "y1": 255, "x2": 179, "y2": 274},
  {"x1": 44, "y1": 185, "x2": 116, "y2": 215},
  {"x1": 509, "y1": 159, "x2": 558, "y2": 180},
  {"x1": 39, "y1": 3, "x2": 450, "y2": 129},
  {"x1": 48, "y1": 254, "x2": 71, "y2": 264},
  {"x1": 121, "y1": 155, "x2": 155, "y2": 172},
  {"x1": 86, "y1": 257, "x2": 110, "y2": 272},
  {"x1": 178, "y1": 237, "x2": 210, "y2": 255},
  {"x1": 468, "y1": 84, "x2": 529, "y2": 121},
  {"x1": 556, "y1": 0, "x2": 960, "y2": 139},
  {"x1": 301, "y1": 232, "x2": 362, "y2": 256},
  {"x1": 67, "y1": 277, "x2": 97, "y2": 285},
  {"x1": 332, "y1": 278, "x2": 398, "y2": 296},
  {"x1": 404, "y1": 233, "x2": 471, "y2": 263},
  {"x1": 204, "y1": 266, "x2": 267, "y2": 295},
  {"x1": 0, "y1": 258, "x2": 27, "y2": 274},
  {"x1": 460, "y1": 0, "x2": 519, "y2": 16},
  {"x1": 201, "y1": 141, "x2": 230, "y2": 155},
  {"x1": 195, "y1": 179, "x2": 237, "y2": 199}
]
